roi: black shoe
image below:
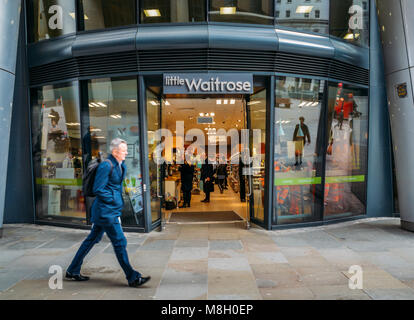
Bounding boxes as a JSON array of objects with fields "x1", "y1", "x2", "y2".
[
  {"x1": 129, "y1": 276, "x2": 151, "y2": 288},
  {"x1": 66, "y1": 271, "x2": 90, "y2": 281},
  {"x1": 201, "y1": 199, "x2": 207, "y2": 202}
]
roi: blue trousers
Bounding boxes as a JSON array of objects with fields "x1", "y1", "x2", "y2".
[{"x1": 67, "y1": 222, "x2": 141, "y2": 283}]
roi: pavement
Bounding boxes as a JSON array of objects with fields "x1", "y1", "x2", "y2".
[{"x1": 0, "y1": 217, "x2": 414, "y2": 300}]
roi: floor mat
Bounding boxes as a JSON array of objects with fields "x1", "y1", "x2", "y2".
[{"x1": 168, "y1": 211, "x2": 243, "y2": 223}]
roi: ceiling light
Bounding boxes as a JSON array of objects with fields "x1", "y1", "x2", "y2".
[
  {"x1": 305, "y1": 102, "x2": 313, "y2": 107},
  {"x1": 311, "y1": 102, "x2": 319, "y2": 107},
  {"x1": 206, "y1": 113, "x2": 209, "y2": 116},
  {"x1": 144, "y1": 9, "x2": 161, "y2": 17},
  {"x1": 296, "y1": 6, "x2": 313, "y2": 14},
  {"x1": 97, "y1": 102, "x2": 107, "y2": 107},
  {"x1": 230, "y1": 99, "x2": 235, "y2": 104},
  {"x1": 220, "y1": 7, "x2": 236, "y2": 15},
  {"x1": 238, "y1": 119, "x2": 241, "y2": 122},
  {"x1": 130, "y1": 99, "x2": 136, "y2": 102},
  {"x1": 248, "y1": 101, "x2": 260, "y2": 105},
  {"x1": 223, "y1": 99, "x2": 228, "y2": 105},
  {"x1": 150, "y1": 101, "x2": 158, "y2": 106},
  {"x1": 199, "y1": 113, "x2": 204, "y2": 117},
  {"x1": 210, "y1": 112, "x2": 215, "y2": 116},
  {"x1": 216, "y1": 100, "x2": 222, "y2": 105},
  {"x1": 165, "y1": 101, "x2": 170, "y2": 106},
  {"x1": 96, "y1": 136, "x2": 105, "y2": 139}
]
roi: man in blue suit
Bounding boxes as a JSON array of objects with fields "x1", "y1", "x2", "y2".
[{"x1": 66, "y1": 138, "x2": 150, "y2": 287}]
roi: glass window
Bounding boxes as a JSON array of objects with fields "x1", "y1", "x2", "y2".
[
  {"x1": 324, "y1": 82, "x2": 368, "y2": 219},
  {"x1": 140, "y1": 0, "x2": 205, "y2": 24},
  {"x1": 86, "y1": 78, "x2": 144, "y2": 227},
  {"x1": 273, "y1": 77, "x2": 325, "y2": 225},
  {"x1": 80, "y1": 0, "x2": 136, "y2": 31},
  {"x1": 28, "y1": 0, "x2": 76, "y2": 42},
  {"x1": 31, "y1": 82, "x2": 85, "y2": 223},
  {"x1": 329, "y1": 0, "x2": 369, "y2": 47},
  {"x1": 209, "y1": 0, "x2": 274, "y2": 25},
  {"x1": 276, "y1": 0, "x2": 329, "y2": 34}
]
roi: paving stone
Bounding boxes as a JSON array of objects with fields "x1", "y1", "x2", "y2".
[
  {"x1": 309, "y1": 285, "x2": 371, "y2": 300},
  {"x1": 209, "y1": 258, "x2": 251, "y2": 272},
  {"x1": 209, "y1": 240, "x2": 243, "y2": 251},
  {"x1": 40, "y1": 239, "x2": 77, "y2": 249},
  {"x1": 175, "y1": 239, "x2": 209, "y2": 248},
  {"x1": 170, "y1": 247, "x2": 208, "y2": 261},
  {"x1": 140, "y1": 239, "x2": 176, "y2": 251},
  {"x1": 208, "y1": 270, "x2": 259, "y2": 297},
  {"x1": 260, "y1": 286, "x2": 315, "y2": 300},
  {"x1": 208, "y1": 294, "x2": 261, "y2": 300},
  {"x1": 246, "y1": 252, "x2": 288, "y2": 264},
  {"x1": 364, "y1": 288, "x2": 414, "y2": 300},
  {"x1": 103, "y1": 243, "x2": 142, "y2": 254},
  {"x1": 6, "y1": 241, "x2": 49, "y2": 250}
]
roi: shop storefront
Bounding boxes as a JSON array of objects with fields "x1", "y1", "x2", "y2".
[{"x1": 24, "y1": 0, "x2": 384, "y2": 233}]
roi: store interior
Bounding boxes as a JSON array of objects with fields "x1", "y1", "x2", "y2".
[{"x1": 157, "y1": 95, "x2": 252, "y2": 224}]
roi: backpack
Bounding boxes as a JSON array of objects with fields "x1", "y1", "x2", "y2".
[{"x1": 82, "y1": 158, "x2": 113, "y2": 197}]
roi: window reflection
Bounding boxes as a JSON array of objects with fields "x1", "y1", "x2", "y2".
[
  {"x1": 86, "y1": 78, "x2": 144, "y2": 227},
  {"x1": 140, "y1": 0, "x2": 205, "y2": 24},
  {"x1": 28, "y1": 0, "x2": 76, "y2": 42},
  {"x1": 31, "y1": 82, "x2": 85, "y2": 222},
  {"x1": 330, "y1": 0, "x2": 369, "y2": 47},
  {"x1": 80, "y1": 0, "x2": 136, "y2": 31},
  {"x1": 209, "y1": 0, "x2": 274, "y2": 25},
  {"x1": 274, "y1": 77, "x2": 324, "y2": 224},
  {"x1": 324, "y1": 83, "x2": 368, "y2": 218},
  {"x1": 275, "y1": 0, "x2": 329, "y2": 34}
]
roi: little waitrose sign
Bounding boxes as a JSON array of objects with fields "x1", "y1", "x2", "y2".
[{"x1": 163, "y1": 73, "x2": 253, "y2": 94}]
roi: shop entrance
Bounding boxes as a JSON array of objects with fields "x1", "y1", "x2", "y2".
[{"x1": 145, "y1": 86, "x2": 268, "y2": 231}]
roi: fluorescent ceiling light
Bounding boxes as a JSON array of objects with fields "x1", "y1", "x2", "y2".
[
  {"x1": 220, "y1": 7, "x2": 236, "y2": 15},
  {"x1": 296, "y1": 6, "x2": 313, "y2": 14},
  {"x1": 97, "y1": 102, "x2": 107, "y2": 107},
  {"x1": 223, "y1": 99, "x2": 228, "y2": 105},
  {"x1": 206, "y1": 113, "x2": 209, "y2": 116},
  {"x1": 130, "y1": 99, "x2": 137, "y2": 102},
  {"x1": 230, "y1": 99, "x2": 235, "y2": 104},
  {"x1": 199, "y1": 113, "x2": 204, "y2": 117},
  {"x1": 248, "y1": 101, "x2": 261, "y2": 105},
  {"x1": 311, "y1": 102, "x2": 319, "y2": 107},
  {"x1": 298, "y1": 101, "x2": 306, "y2": 107},
  {"x1": 305, "y1": 102, "x2": 313, "y2": 107},
  {"x1": 144, "y1": 9, "x2": 161, "y2": 17},
  {"x1": 216, "y1": 100, "x2": 222, "y2": 104},
  {"x1": 210, "y1": 112, "x2": 215, "y2": 116},
  {"x1": 150, "y1": 101, "x2": 158, "y2": 106},
  {"x1": 165, "y1": 101, "x2": 170, "y2": 105}
]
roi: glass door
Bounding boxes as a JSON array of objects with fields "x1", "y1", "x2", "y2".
[
  {"x1": 246, "y1": 88, "x2": 267, "y2": 226},
  {"x1": 146, "y1": 88, "x2": 163, "y2": 228}
]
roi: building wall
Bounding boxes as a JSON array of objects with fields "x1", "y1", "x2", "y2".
[{"x1": 376, "y1": 0, "x2": 414, "y2": 230}]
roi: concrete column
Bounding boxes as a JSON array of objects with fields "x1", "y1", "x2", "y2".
[
  {"x1": 376, "y1": 0, "x2": 414, "y2": 231},
  {"x1": 0, "y1": 0, "x2": 22, "y2": 237}
]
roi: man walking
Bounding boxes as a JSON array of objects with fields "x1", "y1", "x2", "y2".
[{"x1": 66, "y1": 138, "x2": 150, "y2": 287}]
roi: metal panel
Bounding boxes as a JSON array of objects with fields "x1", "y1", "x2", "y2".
[
  {"x1": 72, "y1": 27, "x2": 137, "y2": 57},
  {"x1": 0, "y1": 0, "x2": 21, "y2": 73},
  {"x1": 400, "y1": 0, "x2": 414, "y2": 68},
  {"x1": 276, "y1": 28, "x2": 333, "y2": 58},
  {"x1": 27, "y1": 35, "x2": 76, "y2": 68},
  {"x1": 137, "y1": 25, "x2": 209, "y2": 51},
  {"x1": 0, "y1": 71, "x2": 17, "y2": 229},
  {"x1": 366, "y1": 0, "x2": 393, "y2": 218},
  {"x1": 386, "y1": 69, "x2": 414, "y2": 226},
  {"x1": 209, "y1": 25, "x2": 279, "y2": 51},
  {"x1": 330, "y1": 38, "x2": 370, "y2": 70},
  {"x1": 376, "y1": 0, "x2": 409, "y2": 74}
]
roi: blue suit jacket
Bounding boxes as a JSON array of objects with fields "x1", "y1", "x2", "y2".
[{"x1": 91, "y1": 154, "x2": 126, "y2": 225}]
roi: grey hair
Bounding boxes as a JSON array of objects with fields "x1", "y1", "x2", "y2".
[{"x1": 110, "y1": 138, "x2": 127, "y2": 152}]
